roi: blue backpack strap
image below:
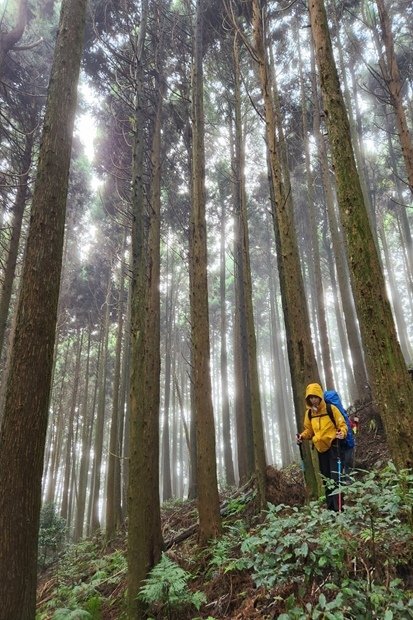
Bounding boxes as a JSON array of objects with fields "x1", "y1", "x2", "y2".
[{"x1": 325, "y1": 398, "x2": 355, "y2": 449}]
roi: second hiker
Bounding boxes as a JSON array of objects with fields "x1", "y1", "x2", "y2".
[{"x1": 297, "y1": 382, "x2": 348, "y2": 511}]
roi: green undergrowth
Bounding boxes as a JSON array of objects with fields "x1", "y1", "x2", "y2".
[
  {"x1": 36, "y1": 538, "x2": 127, "y2": 620},
  {"x1": 37, "y1": 463, "x2": 413, "y2": 619}
]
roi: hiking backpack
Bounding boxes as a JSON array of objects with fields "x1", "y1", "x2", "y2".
[
  {"x1": 323, "y1": 390, "x2": 355, "y2": 449},
  {"x1": 307, "y1": 390, "x2": 355, "y2": 449}
]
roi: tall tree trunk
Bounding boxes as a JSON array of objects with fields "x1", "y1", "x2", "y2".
[
  {"x1": 297, "y1": 28, "x2": 334, "y2": 389},
  {"x1": 189, "y1": 0, "x2": 221, "y2": 543},
  {"x1": 90, "y1": 277, "x2": 111, "y2": 533},
  {"x1": 106, "y1": 241, "x2": 126, "y2": 539},
  {"x1": 310, "y1": 40, "x2": 369, "y2": 402},
  {"x1": 230, "y1": 109, "x2": 251, "y2": 483},
  {"x1": 332, "y1": 0, "x2": 378, "y2": 245},
  {"x1": 0, "y1": 0, "x2": 87, "y2": 614},
  {"x1": 162, "y1": 242, "x2": 173, "y2": 501},
  {"x1": 44, "y1": 339, "x2": 71, "y2": 505},
  {"x1": 266, "y1": 230, "x2": 294, "y2": 466},
  {"x1": 232, "y1": 32, "x2": 266, "y2": 505},
  {"x1": 61, "y1": 330, "x2": 83, "y2": 522},
  {"x1": 219, "y1": 199, "x2": 235, "y2": 486},
  {"x1": 385, "y1": 111, "x2": 413, "y2": 287},
  {"x1": 0, "y1": 132, "x2": 33, "y2": 358},
  {"x1": 379, "y1": 225, "x2": 412, "y2": 361},
  {"x1": 250, "y1": 0, "x2": 320, "y2": 497},
  {"x1": 73, "y1": 327, "x2": 92, "y2": 542},
  {"x1": 309, "y1": 0, "x2": 413, "y2": 468},
  {"x1": 127, "y1": 1, "x2": 163, "y2": 615},
  {"x1": 120, "y1": 292, "x2": 131, "y2": 520},
  {"x1": 86, "y1": 341, "x2": 101, "y2": 536},
  {"x1": 375, "y1": 0, "x2": 413, "y2": 194}
]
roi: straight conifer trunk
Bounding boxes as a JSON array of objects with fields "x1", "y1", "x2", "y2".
[
  {"x1": 232, "y1": 32, "x2": 266, "y2": 505},
  {"x1": 90, "y1": 277, "x2": 111, "y2": 533},
  {"x1": 219, "y1": 200, "x2": 235, "y2": 486},
  {"x1": 60, "y1": 331, "x2": 83, "y2": 522},
  {"x1": 106, "y1": 249, "x2": 126, "y2": 539},
  {"x1": 73, "y1": 328, "x2": 92, "y2": 542},
  {"x1": 0, "y1": 0, "x2": 87, "y2": 615},
  {"x1": 375, "y1": 0, "x2": 413, "y2": 194},
  {"x1": 189, "y1": 0, "x2": 221, "y2": 543},
  {"x1": 250, "y1": 0, "x2": 320, "y2": 497},
  {"x1": 161, "y1": 244, "x2": 174, "y2": 501},
  {"x1": 309, "y1": 0, "x2": 413, "y2": 468},
  {"x1": 0, "y1": 132, "x2": 33, "y2": 358},
  {"x1": 127, "y1": 1, "x2": 163, "y2": 615}
]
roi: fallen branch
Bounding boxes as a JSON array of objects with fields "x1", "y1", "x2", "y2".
[{"x1": 164, "y1": 487, "x2": 255, "y2": 549}]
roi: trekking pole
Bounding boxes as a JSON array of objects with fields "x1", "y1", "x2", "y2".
[
  {"x1": 337, "y1": 451, "x2": 342, "y2": 513},
  {"x1": 296, "y1": 434, "x2": 305, "y2": 472}
]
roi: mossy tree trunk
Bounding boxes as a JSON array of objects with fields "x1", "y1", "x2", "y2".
[
  {"x1": 309, "y1": 0, "x2": 413, "y2": 468},
  {"x1": 309, "y1": 41, "x2": 369, "y2": 402},
  {"x1": 251, "y1": 0, "x2": 320, "y2": 498},
  {"x1": 296, "y1": 30, "x2": 334, "y2": 389}
]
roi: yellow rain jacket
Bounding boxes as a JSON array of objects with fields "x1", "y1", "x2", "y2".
[{"x1": 300, "y1": 383, "x2": 347, "y2": 453}]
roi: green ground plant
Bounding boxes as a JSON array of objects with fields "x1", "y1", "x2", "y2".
[
  {"x1": 37, "y1": 464, "x2": 413, "y2": 620},
  {"x1": 137, "y1": 553, "x2": 206, "y2": 619},
  {"x1": 37, "y1": 540, "x2": 126, "y2": 619},
  {"x1": 38, "y1": 503, "x2": 67, "y2": 569},
  {"x1": 211, "y1": 464, "x2": 413, "y2": 618}
]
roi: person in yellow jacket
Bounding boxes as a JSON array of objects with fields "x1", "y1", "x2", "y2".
[{"x1": 297, "y1": 382, "x2": 348, "y2": 511}]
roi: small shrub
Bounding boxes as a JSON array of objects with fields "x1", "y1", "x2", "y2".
[
  {"x1": 38, "y1": 503, "x2": 67, "y2": 569},
  {"x1": 138, "y1": 553, "x2": 206, "y2": 618}
]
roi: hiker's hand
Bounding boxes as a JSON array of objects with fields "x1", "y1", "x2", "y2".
[
  {"x1": 296, "y1": 434, "x2": 303, "y2": 445},
  {"x1": 336, "y1": 430, "x2": 344, "y2": 439}
]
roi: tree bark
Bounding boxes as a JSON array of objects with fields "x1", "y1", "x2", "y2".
[
  {"x1": 73, "y1": 327, "x2": 93, "y2": 542},
  {"x1": 296, "y1": 29, "x2": 334, "y2": 389},
  {"x1": 60, "y1": 330, "x2": 83, "y2": 522},
  {"x1": 232, "y1": 32, "x2": 266, "y2": 505},
  {"x1": 309, "y1": 0, "x2": 413, "y2": 468},
  {"x1": 229, "y1": 108, "x2": 251, "y2": 483},
  {"x1": 251, "y1": 0, "x2": 320, "y2": 497},
  {"x1": 0, "y1": 0, "x2": 87, "y2": 614},
  {"x1": 376, "y1": 0, "x2": 413, "y2": 195},
  {"x1": 162, "y1": 243, "x2": 174, "y2": 501},
  {"x1": 90, "y1": 276, "x2": 111, "y2": 534},
  {"x1": 309, "y1": 38, "x2": 369, "y2": 402},
  {"x1": 0, "y1": 132, "x2": 33, "y2": 358},
  {"x1": 127, "y1": 1, "x2": 164, "y2": 615},
  {"x1": 189, "y1": 0, "x2": 221, "y2": 543},
  {"x1": 219, "y1": 198, "x2": 235, "y2": 486},
  {"x1": 106, "y1": 238, "x2": 126, "y2": 539}
]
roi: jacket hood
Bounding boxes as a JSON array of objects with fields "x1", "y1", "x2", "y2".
[{"x1": 305, "y1": 383, "x2": 324, "y2": 404}]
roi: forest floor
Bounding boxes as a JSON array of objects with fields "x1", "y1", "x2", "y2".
[{"x1": 37, "y1": 401, "x2": 401, "y2": 620}]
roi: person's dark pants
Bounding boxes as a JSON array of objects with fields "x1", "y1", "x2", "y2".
[{"x1": 318, "y1": 445, "x2": 342, "y2": 511}]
